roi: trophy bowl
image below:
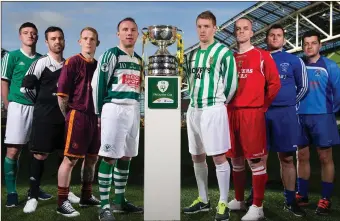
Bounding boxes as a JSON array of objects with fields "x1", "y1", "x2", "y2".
[
  {"x1": 142, "y1": 25, "x2": 181, "y2": 49},
  {"x1": 142, "y1": 25, "x2": 182, "y2": 76}
]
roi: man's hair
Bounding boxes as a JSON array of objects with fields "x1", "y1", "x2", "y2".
[
  {"x1": 80, "y1": 27, "x2": 100, "y2": 44},
  {"x1": 302, "y1": 30, "x2": 321, "y2": 44},
  {"x1": 45, "y1": 26, "x2": 64, "y2": 40},
  {"x1": 234, "y1": 17, "x2": 253, "y2": 32},
  {"x1": 196, "y1": 11, "x2": 217, "y2": 26},
  {"x1": 19, "y1": 22, "x2": 38, "y2": 34},
  {"x1": 266, "y1": 24, "x2": 285, "y2": 38},
  {"x1": 117, "y1": 17, "x2": 138, "y2": 32}
]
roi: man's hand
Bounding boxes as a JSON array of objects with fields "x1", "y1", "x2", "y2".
[
  {"x1": 3, "y1": 101, "x2": 9, "y2": 110},
  {"x1": 97, "y1": 117, "x2": 101, "y2": 128},
  {"x1": 1, "y1": 80, "x2": 9, "y2": 110}
]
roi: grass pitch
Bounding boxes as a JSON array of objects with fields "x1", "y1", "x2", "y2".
[
  {"x1": 1, "y1": 128, "x2": 340, "y2": 220},
  {"x1": 1, "y1": 184, "x2": 340, "y2": 221}
]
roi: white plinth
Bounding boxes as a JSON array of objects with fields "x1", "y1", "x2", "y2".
[{"x1": 144, "y1": 76, "x2": 181, "y2": 221}]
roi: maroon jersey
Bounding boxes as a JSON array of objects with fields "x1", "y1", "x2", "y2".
[
  {"x1": 57, "y1": 53, "x2": 97, "y2": 115},
  {"x1": 229, "y1": 47, "x2": 281, "y2": 109}
]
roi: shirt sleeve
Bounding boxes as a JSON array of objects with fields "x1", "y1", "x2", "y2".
[
  {"x1": 223, "y1": 50, "x2": 238, "y2": 103},
  {"x1": 57, "y1": 57, "x2": 76, "y2": 97},
  {"x1": 293, "y1": 57, "x2": 308, "y2": 103},
  {"x1": 1, "y1": 52, "x2": 15, "y2": 81},
  {"x1": 20, "y1": 58, "x2": 45, "y2": 103},
  {"x1": 329, "y1": 61, "x2": 340, "y2": 112},
  {"x1": 91, "y1": 51, "x2": 116, "y2": 116},
  {"x1": 263, "y1": 52, "x2": 281, "y2": 109}
]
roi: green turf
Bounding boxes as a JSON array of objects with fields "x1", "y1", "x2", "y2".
[
  {"x1": 2, "y1": 185, "x2": 340, "y2": 221},
  {"x1": 1, "y1": 128, "x2": 340, "y2": 220}
]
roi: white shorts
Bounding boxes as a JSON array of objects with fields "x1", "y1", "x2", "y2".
[
  {"x1": 98, "y1": 103, "x2": 140, "y2": 159},
  {"x1": 4, "y1": 102, "x2": 34, "y2": 145},
  {"x1": 187, "y1": 104, "x2": 231, "y2": 156}
]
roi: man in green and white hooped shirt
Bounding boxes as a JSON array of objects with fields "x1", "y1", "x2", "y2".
[
  {"x1": 182, "y1": 11, "x2": 238, "y2": 221},
  {"x1": 1, "y1": 22, "x2": 52, "y2": 207},
  {"x1": 92, "y1": 17, "x2": 143, "y2": 221}
]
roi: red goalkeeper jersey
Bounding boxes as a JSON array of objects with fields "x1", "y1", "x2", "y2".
[{"x1": 229, "y1": 46, "x2": 281, "y2": 109}]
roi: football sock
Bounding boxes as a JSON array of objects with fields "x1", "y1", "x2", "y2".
[
  {"x1": 215, "y1": 161, "x2": 230, "y2": 204},
  {"x1": 98, "y1": 159, "x2": 113, "y2": 209},
  {"x1": 113, "y1": 159, "x2": 131, "y2": 205},
  {"x1": 194, "y1": 161, "x2": 209, "y2": 203}
]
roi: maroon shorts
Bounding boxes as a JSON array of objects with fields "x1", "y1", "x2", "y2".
[
  {"x1": 226, "y1": 107, "x2": 267, "y2": 159},
  {"x1": 64, "y1": 109, "x2": 100, "y2": 158}
]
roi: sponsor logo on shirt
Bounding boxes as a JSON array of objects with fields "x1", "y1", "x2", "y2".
[
  {"x1": 238, "y1": 69, "x2": 253, "y2": 79},
  {"x1": 191, "y1": 67, "x2": 211, "y2": 79},
  {"x1": 19, "y1": 61, "x2": 25, "y2": 66},
  {"x1": 122, "y1": 74, "x2": 140, "y2": 89},
  {"x1": 310, "y1": 81, "x2": 320, "y2": 89}
]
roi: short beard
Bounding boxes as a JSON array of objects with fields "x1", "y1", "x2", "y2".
[{"x1": 268, "y1": 45, "x2": 282, "y2": 51}]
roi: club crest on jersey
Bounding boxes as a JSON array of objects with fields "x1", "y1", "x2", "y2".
[
  {"x1": 280, "y1": 63, "x2": 289, "y2": 72},
  {"x1": 157, "y1": 80, "x2": 169, "y2": 93},
  {"x1": 209, "y1": 56, "x2": 214, "y2": 65},
  {"x1": 101, "y1": 63, "x2": 109, "y2": 72},
  {"x1": 237, "y1": 60, "x2": 243, "y2": 68}
]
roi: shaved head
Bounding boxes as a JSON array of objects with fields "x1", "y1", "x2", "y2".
[{"x1": 234, "y1": 17, "x2": 253, "y2": 31}]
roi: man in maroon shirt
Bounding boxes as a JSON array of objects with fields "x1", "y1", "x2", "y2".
[
  {"x1": 56, "y1": 27, "x2": 101, "y2": 217},
  {"x1": 226, "y1": 18, "x2": 281, "y2": 221}
]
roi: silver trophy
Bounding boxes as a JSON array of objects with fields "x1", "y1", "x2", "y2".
[{"x1": 142, "y1": 25, "x2": 182, "y2": 76}]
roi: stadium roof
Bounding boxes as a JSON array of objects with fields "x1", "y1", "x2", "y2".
[
  {"x1": 1, "y1": 48, "x2": 8, "y2": 58},
  {"x1": 184, "y1": 1, "x2": 340, "y2": 54}
]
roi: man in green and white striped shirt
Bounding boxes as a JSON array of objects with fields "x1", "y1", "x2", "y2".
[
  {"x1": 91, "y1": 17, "x2": 143, "y2": 221},
  {"x1": 183, "y1": 11, "x2": 237, "y2": 221}
]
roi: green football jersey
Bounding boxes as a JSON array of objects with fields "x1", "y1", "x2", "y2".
[
  {"x1": 1, "y1": 49, "x2": 41, "y2": 105},
  {"x1": 186, "y1": 41, "x2": 238, "y2": 108},
  {"x1": 91, "y1": 46, "x2": 143, "y2": 115}
]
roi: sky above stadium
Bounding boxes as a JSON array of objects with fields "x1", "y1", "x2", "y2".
[{"x1": 2, "y1": 1, "x2": 255, "y2": 59}]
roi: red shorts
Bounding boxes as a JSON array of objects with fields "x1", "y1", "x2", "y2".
[
  {"x1": 64, "y1": 109, "x2": 100, "y2": 158},
  {"x1": 225, "y1": 107, "x2": 267, "y2": 159}
]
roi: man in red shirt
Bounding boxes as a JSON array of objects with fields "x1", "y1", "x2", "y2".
[{"x1": 226, "y1": 18, "x2": 281, "y2": 221}]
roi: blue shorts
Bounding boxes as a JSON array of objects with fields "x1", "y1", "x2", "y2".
[
  {"x1": 297, "y1": 113, "x2": 340, "y2": 147},
  {"x1": 266, "y1": 106, "x2": 299, "y2": 152}
]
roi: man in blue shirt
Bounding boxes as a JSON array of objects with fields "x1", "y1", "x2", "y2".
[
  {"x1": 264, "y1": 24, "x2": 308, "y2": 217},
  {"x1": 296, "y1": 30, "x2": 340, "y2": 216},
  {"x1": 242, "y1": 24, "x2": 307, "y2": 216}
]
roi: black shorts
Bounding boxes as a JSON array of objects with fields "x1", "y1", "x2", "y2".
[{"x1": 30, "y1": 121, "x2": 65, "y2": 154}]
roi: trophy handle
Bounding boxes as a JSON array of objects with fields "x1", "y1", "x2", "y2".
[
  {"x1": 141, "y1": 27, "x2": 148, "y2": 35},
  {"x1": 176, "y1": 28, "x2": 183, "y2": 33}
]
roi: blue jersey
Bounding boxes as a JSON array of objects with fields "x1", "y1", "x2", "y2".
[
  {"x1": 298, "y1": 56, "x2": 340, "y2": 114},
  {"x1": 270, "y1": 50, "x2": 308, "y2": 107}
]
